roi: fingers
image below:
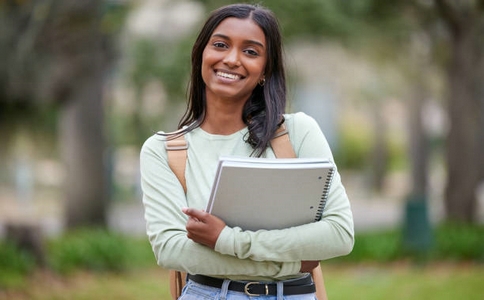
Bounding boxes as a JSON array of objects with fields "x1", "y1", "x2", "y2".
[
  {"x1": 182, "y1": 207, "x2": 208, "y2": 222},
  {"x1": 182, "y1": 207, "x2": 226, "y2": 249}
]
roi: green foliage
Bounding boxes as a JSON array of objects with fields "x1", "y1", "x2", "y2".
[
  {"x1": 333, "y1": 126, "x2": 372, "y2": 170},
  {"x1": 47, "y1": 228, "x2": 140, "y2": 274},
  {"x1": 387, "y1": 136, "x2": 408, "y2": 171},
  {"x1": 334, "y1": 124, "x2": 408, "y2": 171},
  {"x1": 101, "y1": 1, "x2": 131, "y2": 35},
  {"x1": 344, "y1": 231, "x2": 402, "y2": 262},
  {"x1": 0, "y1": 242, "x2": 36, "y2": 288},
  {"x1": 196, "y1": 0, "x2": 410, "y2": 43},
  {"x1": 332, "y1": 224, "x2": 484, "y2": 264},
  {"x1": 129, "y1": 37, "x2": 192, "y2": 101},
  {"x1": 435, "y1": 223, "x2": 484, "y2": 262},
  {"x1": 0, "y1": 229, "x2": 155, "y2": 289}
]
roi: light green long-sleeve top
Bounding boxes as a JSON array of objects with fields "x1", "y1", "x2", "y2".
[{"x1": 140, "y1": 112, "x2": 354, "y2": 281}]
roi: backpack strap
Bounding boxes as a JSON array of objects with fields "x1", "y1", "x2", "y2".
[
  {"x1": 165, "y1": 136, "x2": 189, "y2": 299},
  {"x1": 270, "y1": 124, "x2": 296, "y2": 158},
  {"x1": 165, "y1": 135, "x2": 189, "y2": 193},
  {"x1": 169, "y1": 269, "x2": 186, "y2": 300}
]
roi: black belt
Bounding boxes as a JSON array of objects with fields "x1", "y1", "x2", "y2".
[{"x1": 187, "y1": 274, "x2": 316, "y2": 296}]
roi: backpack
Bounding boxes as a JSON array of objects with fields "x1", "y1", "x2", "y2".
[{"x1": 165, "y1": 124, "x2": 328, "y2": 300}]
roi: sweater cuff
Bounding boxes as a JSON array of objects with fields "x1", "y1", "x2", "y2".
[
  {"x1": 214, "y1": 226, "x2": 235, "y2": 256},
  {"x1": 277, "y1": 262, "x2": 301, "y2": 278}
]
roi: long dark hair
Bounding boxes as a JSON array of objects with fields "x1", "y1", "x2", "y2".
[{"x1": 172, "y1": 3, "x2": 286, "y2": 157}]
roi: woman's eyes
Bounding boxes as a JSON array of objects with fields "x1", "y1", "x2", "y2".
[
  {"x1": 213, "y1": 42, "x2": 227, "y2": 48},
  {"x1": 244, "y1": 49, "x2": 259, "y2": 56},
  {"x1": 212, "y1": 42, "x2": 260, "y2": 56}
]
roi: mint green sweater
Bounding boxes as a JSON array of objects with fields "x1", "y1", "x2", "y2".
[{"x1": 140, "y1": 112, "x2": 354, "y2": 281}]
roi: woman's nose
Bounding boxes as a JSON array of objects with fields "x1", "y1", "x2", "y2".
[{"x1": 223, "y1": 49, "x2": 241, "y2": 68}]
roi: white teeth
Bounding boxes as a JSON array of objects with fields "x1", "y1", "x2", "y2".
[{"x1": 217, "y1": 71, "x2": 240, "y2": 80}]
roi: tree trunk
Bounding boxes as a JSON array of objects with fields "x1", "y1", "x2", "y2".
[
  {"x1": 409, "y1": 83, "x2": 428, "y2": 197},
  {"x1": 371, "y1": 106, "x2": 388, "y2": 192},
  {"x1": 59, "y1": 59, "x2": 108, "y2": 228},
  {"x1": 444, "y1": 20, "x2": 482, "y2": 223},
  {"x1": 47, "y1": 0, "x2": 110, "y2": 228}
]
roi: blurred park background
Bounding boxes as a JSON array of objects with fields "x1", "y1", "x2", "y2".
[{"x1": 1, "y1": 0, "x2": 483, "y2": 299}]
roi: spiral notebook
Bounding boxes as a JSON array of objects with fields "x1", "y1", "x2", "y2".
[{"x1": 206, "y1": 156, "x2": 335, "y2": 231}]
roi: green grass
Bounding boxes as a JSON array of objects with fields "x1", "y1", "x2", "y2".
[{"x1": 324, "y1": 263, "x2": 484, "y2": 300}]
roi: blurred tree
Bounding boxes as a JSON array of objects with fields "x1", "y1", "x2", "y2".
[
  {"x1": 433, "y1": 0, "x2": 484, "y2": 223},
  {"x1": 0, "y1": 0, "x2": 126, "y2": 228},
  {"x1": 123, "y1": 37, "x2": 192, "y2": 144}
]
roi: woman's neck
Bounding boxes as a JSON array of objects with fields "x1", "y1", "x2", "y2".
[
  {"x1": 201, "y1": 112, "x2": 246, "y2": 135},
  {"x1": 201, "y1": 96, "x2": 247, "y2": 135}
]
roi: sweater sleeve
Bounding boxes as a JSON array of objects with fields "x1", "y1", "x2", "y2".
[
  {"x1": 140, "y1": 134, "x2": 300, "y2": 279},
  {"x1": 213, "y1": 113, "x2": 355, "y2": 261}
]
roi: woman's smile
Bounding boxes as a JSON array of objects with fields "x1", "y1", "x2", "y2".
[{"x1": 215, "y1": 70, "x2": 245, "y2": 81}]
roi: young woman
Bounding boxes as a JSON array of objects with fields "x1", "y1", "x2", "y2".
[{"x1": 140, "y1": 4, "x2": 354, "y2": 299}]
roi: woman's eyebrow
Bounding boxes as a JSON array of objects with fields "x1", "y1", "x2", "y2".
[{"x1": 211, "y1": 33, "x2": 265, "y2": 48}]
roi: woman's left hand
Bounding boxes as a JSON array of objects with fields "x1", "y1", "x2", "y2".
[{"x1": 182, "y1": 207, "x2": 226, "y2": 249}]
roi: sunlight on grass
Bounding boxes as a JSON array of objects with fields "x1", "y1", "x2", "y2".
[{"x1": 325, "y1": 263, "x2": 484, "y2": 300}]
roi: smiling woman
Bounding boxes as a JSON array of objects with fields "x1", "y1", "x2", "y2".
[{"x1": 140, "y1": 3, "x2": 354, "y2": 300}]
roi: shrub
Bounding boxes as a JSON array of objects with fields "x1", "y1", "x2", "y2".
[
  {"x1": 0, "y1": 242, "x2": 36, "y2": 288},
  {"x1": 435, "y1": 223, "x2": 484, "y2": 262},
  {"x1": 47, "y1": 228, "x2": 131, "y2": 274},
  {"x1": 335, "y1": 230, "x2": 403, "y2": 263},
  {"x1": 334, "y1": 127, "x2": 372, "y2": 170},
  {"x1": 330, "y1": 223, "x2": 484, "y2": 264}
]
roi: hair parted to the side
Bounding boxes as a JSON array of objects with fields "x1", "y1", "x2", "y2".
[{"x1": 166, "y1": 3, "x2": 287, "y2": 157}]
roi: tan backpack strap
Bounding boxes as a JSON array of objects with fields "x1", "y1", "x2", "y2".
[
  {"x1": 270, "y1": 124, "x2": 296, "y2": 158},
  {"x1": 165, "y1": 135, "x2": 188, "y2": 299},
  {"x1": 165, "y1": 135, "x2": 188, "y2": 193},
  {"x1": 311, "y1": 264, "x2": 328, "y2": 300},
  {"x1": 169, "y1": 270, "x2": 186, "y2": 299}
]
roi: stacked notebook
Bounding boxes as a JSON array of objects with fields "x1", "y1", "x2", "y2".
[{"x1": 206, "y1": 156, "x2": 335, "y2": 231}]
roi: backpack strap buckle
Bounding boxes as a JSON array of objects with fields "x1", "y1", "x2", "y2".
[{"x1": 165, "y1": 138, "x2": 188, "y2": 150}]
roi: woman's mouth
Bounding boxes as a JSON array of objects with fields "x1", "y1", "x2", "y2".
[{"x1": 216, "y1": 71, "x2": 244, "y2": 80}]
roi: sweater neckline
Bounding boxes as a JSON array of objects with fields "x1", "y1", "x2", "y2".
[{"x1": 194, "y1": 126, "x2": 248, "y2": 140}]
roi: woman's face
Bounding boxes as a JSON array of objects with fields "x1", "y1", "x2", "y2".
[{"x1": 201, "y1": 17, "x2": 267, "y2": 104}]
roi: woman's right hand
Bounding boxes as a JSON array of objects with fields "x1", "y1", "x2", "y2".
[
  {"x1": 300, "y1": 260, "x2": 319, "y2": 272},
  {"x1": 182, "y1": 207, "x2": 226, "y2": 249}
]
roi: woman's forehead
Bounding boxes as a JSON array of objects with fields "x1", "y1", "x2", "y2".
[{"x1": 211, "y1": 17, "x2": 266, "y2": 47}]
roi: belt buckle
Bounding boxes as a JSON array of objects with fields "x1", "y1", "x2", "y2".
[{"x1": 244, "y1": 282, "x2": 269, "y2": 296}]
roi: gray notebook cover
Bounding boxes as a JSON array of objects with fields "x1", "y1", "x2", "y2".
[{"x1": 206, "y1": 157, "x2": 335, "y2": 231}]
